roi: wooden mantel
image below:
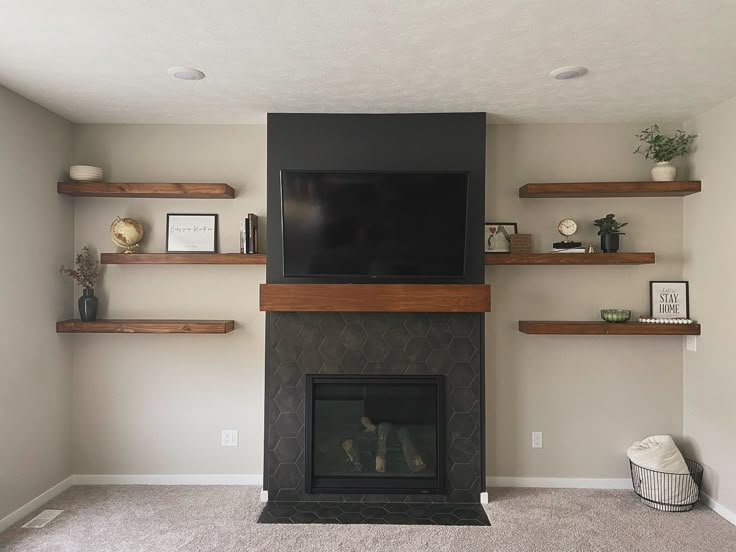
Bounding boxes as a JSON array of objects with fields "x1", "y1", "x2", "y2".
[{"x1": 259, "y1": 284, "x2": 491, "y2": 313}]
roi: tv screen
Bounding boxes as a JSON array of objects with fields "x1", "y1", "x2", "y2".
[{"x1": 281, "y1": 170, "x2": 469, "y2": 278}]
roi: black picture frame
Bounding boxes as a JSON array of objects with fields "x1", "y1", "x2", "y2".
[
  {"x1": 650, "y1": 280, "x2": 690, "y2": 319},
  {"x1": 485, "y1": 222, "x2": 518, "y2": 253},
  {"x1": 166, "y1": 213, "x2": 219, "y2": 253}
]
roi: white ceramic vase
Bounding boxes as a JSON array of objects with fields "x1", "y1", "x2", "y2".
[{"x1": 651, "y1": 161, "x2": 676, "y2": 181}]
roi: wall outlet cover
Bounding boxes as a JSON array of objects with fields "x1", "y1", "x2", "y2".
[
  {"x1": 221, "y1": 429, "x2": 239, "y2": 447},
  {"x1": 532, "y1": 432, "x2": 543, "y2": 449},
  {"x1": 686, "y1": 335, "x2": 697, "y2": 352}
]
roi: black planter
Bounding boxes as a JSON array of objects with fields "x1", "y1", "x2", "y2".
[
  {"x1": 600, "y1": 233, "x2": 620, "y2": 253},
  {"x1": 78, "y1": 288, "x2": 99, "y2": 321}
]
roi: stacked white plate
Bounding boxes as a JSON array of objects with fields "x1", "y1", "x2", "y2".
[{"x1": 69, "y1": 165, "x2": 103, "y2": 182}]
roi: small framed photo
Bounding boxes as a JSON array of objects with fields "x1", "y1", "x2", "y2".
[
  {"x1": 166, "y1": 214, "x2": 218, "y2": 253},
  {"x1": 485, "y1": 222, "x2": 518, "y2": 253},
  {"x1": 650, "y1": 281, "x2": 689, "y2": 319}
]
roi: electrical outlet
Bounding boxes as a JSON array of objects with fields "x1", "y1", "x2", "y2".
[
  {"x1": 221, "y1": 429, "x2": 239, "y2": 447},
  {"x1": 687, "y1": 335, "x2": 697, "y2": 352},
  {"x1": 532, "y1": 432, "x2": 543, "y2": 449}
]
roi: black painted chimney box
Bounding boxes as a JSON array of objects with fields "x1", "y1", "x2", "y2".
[{"x1": 264, "y1": 114, "x2": 486, "y2": 503}]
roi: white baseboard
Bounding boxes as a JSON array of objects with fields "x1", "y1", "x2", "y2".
[
  {"x1": 73, "y1": 474, "x2": 262, "y2": 486},
  {"x1": 0, "y1": 476, "x2": 74, "y2": 533},
  {"x1": 487, "y1": 476, "x2": 632, "y2": 490},
  {"x1": 701, "y1": 493, "x2": 736, "y2": 527}
]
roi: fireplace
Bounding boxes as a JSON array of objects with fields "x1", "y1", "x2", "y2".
[
  {"x1": 305, "y1": 375, "x2": 445, "y2": 495},
  {"x1": 264, "y1": 311, "x2": 483, "y2": 504}
]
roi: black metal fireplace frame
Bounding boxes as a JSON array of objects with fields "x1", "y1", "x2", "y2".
[{"x1": 305, "y1": 374, "x2": 446, "y2": 495}]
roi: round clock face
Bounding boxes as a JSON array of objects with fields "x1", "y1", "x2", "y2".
[{"x1": 557, "y1": 218, "x2": 578, "y2": 237}]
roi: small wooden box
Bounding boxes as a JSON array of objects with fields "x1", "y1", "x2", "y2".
[{"x1": 509, "y1": 234, "x2": 532, "y2": 253}]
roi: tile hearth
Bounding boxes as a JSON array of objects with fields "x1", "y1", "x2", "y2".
[{"x1": 258, "y1": 501, "x2": 490, "y2": 526}]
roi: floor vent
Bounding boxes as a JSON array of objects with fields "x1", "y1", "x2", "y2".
[{"x1": 21, "y1": 509, "x2": 63, "y2": 529}]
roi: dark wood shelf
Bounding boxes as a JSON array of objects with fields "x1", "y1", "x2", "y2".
[
  {"x1": 57, "y1": 182, "x2": 235, "y2": 199},
  {"x1": 485, "y1": 252, "x2": 655, "y2": 265},
  {"x1": 101, "y1": 253, "x2": 266, "y2": 265},
  {"x1": 518, "y1": 321, "x2": 701, "y2": 335},
  {"x1": 260, "y1": 284, "x2": 491, "y2": 312},
  {"x1": 519, "y1": 181, "x2": 701, "y2": 198},
  {"x1": 56, "y1": 319, "x2": 235, "y2": 334}
]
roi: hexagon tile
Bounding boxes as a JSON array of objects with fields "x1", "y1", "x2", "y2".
[
  {"x1": 265, "y1": 312, "x2": 484, "y2": 505},
  {"x1": 258, "y1": 500, "x2": 490, "y2": 525}
]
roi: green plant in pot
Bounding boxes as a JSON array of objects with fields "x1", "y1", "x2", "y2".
[
  {"x1": 60, "y1": 246, "x2": 100, "y2": 321},
  {"x1": 634, "y1": 124, "x2": 696, "y2": 181},
  {"x1": 593, "y1": 214, "x2": 627, "y2": 253}
]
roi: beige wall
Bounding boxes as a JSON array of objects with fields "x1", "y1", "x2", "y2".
[
  {"x1": 485, "y1": 124, "x2": 685, "y2": 479},
  {"x1": 683, "y1": 96, "x2": 736, "y2": 512},
  {"x1": 0, "y1": 86, "x2": 73, "y2": 520},
  {"x1": 71, "y1": 125, "x2": 266, "y2": 475},
  {"x1": 69, "y1": 122, "x2": 687, "y2": 482}
]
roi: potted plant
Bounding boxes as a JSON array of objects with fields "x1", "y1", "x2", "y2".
[
  {"x1": 634, "y1": 124, "x2": 696, "y2": 181},
  {"x1": 60, "y1": 246, "x2": 100, "y2": 321},
  {"x1": 593, "y1": 214, "x2": 628, "y2": 253}
]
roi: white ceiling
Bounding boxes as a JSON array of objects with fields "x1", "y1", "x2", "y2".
[{"x1": 1, "y1": 0, "x2": 735, "y2": 124}]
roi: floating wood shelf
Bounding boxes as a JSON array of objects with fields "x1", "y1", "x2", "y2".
[
  {"x1": 101, "y1": 253, "x2": 266, "y2": 265},
  {"x1": 518, "y1": 321, "x2": 701, "y2": 336},
  {"x1": 519, "y1": 181, "x2": 701, "y2": 198},
  {"x1": 485, "y1": 252, "x2": 655, "y2": 265},
  {"x1": 57, "y1": 182, "x2": 235, "y2": 199},
  {"x1": 56, "y1": 319, "x2": 235, "y2": 334},
  {"x1": 260, "y1": 284, "x2": 491, "y2": 312}
]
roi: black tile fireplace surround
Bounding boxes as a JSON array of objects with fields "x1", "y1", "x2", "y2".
[{"x1": 264, "y1": 311, "x2": 484, "y2": 504}]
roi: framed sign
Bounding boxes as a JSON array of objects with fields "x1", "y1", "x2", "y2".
[
  {"x1": 166, "y1": 214, "x2": 218, "y2": 253},
  {"x1": 485, "y1": 222, "x2": 518, "y2": 253},
  {"x1": 650, "y1": 281, "x2": 689, "y2": 319}
]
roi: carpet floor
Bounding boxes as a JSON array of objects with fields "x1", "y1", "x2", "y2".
[{"x1": 1, "y1": 486, "x2": 735, "y2": 552}]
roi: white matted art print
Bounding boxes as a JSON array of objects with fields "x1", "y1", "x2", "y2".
[
  {"x1": 484, "y1": 222, "x2": 518, "y2": 253},
  {"x1": 650, "y1": 281, "x2": 689, "y2": 319},
  {"x1": 166, "y1": 214, "x2": 218, "y2": 253}
]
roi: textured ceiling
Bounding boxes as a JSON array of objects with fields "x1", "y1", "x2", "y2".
[{"x1": 1, "y1": 0, "x2": 735, "y2": 124}]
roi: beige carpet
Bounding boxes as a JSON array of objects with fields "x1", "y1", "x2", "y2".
[{"x1": 1, "y1": 486, "x2": 735, "y2": 552}]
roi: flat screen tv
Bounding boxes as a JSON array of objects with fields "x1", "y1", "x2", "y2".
[{"x1": 281, "y1": 170, "x2": 469, "y2": 279}]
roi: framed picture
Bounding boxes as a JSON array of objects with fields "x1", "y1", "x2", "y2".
[
  {"x1": 650, "y1": 281, "x2": 689, "y2": 319},
  {"x1": 166, "y1": 214, "x2": 218, "y2": 253},
  {"x1": 485, "y1": 222, "x2": 518, "y2": 253}
]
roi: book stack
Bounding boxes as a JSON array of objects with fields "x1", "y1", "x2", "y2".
[
  {"x1": 240, "y1": 214, "x2": 259, "y2": 254},
  {"x1": 550, "y1": 246, "x2": 586, "y2": 253}
]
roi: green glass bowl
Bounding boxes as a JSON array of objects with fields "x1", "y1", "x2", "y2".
[{"x1": 600, "y1": 309, "x2": 631, "y2": 323}]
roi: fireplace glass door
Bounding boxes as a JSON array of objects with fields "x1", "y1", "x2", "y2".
[{"x1": 305, "y1": 375, "x2": 444, "y2": 494}]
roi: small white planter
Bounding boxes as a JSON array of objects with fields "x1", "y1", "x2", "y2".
[{"x1": 651, "y1": 161, "x2": 676, "y2": 181}]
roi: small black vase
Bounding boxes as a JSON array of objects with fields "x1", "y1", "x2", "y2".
[
  {"x1": 600, "y1": 233, "x2": 620, "y2": 253},
  {"x1": 78, "y1": 288, "x2": 99, "y2": 321}
]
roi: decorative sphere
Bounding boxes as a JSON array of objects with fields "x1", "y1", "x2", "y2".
[{"x1": 110, "y1": 217, "x2": 144, "y2": 253}]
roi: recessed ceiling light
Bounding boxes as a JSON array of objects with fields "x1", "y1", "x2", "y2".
[
  {"x1": 549, "y1": 66, "x2": 588, "y2": 80},
  {"x1": 168, "y1": 67, "x2": 206, "y2": 81}
]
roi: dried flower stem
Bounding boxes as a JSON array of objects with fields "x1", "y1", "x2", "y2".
[{"x1": 60, "y1": 246, "x2": 99, "y2": 289}]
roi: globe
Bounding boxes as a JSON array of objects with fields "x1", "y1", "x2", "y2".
[{"x1": 110, "y1": 217, "x2": 144, "y2": 253}]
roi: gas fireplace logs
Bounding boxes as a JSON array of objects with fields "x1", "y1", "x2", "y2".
[
  {"x1": 342, "y1": 439, "x2": 363, "y2": 471},
  {"x1": 397, "y1": 426, "x2": 427, "y2": 473},
  {"x1": 361, "y1": 416, "x2": 377, "y2": 432},
  {"x1": 351, "y1": 417, "x2": 427, "y2": 474},
  {"x1": 376, "y1": 422, "x2": 391, "y2": 473}
]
